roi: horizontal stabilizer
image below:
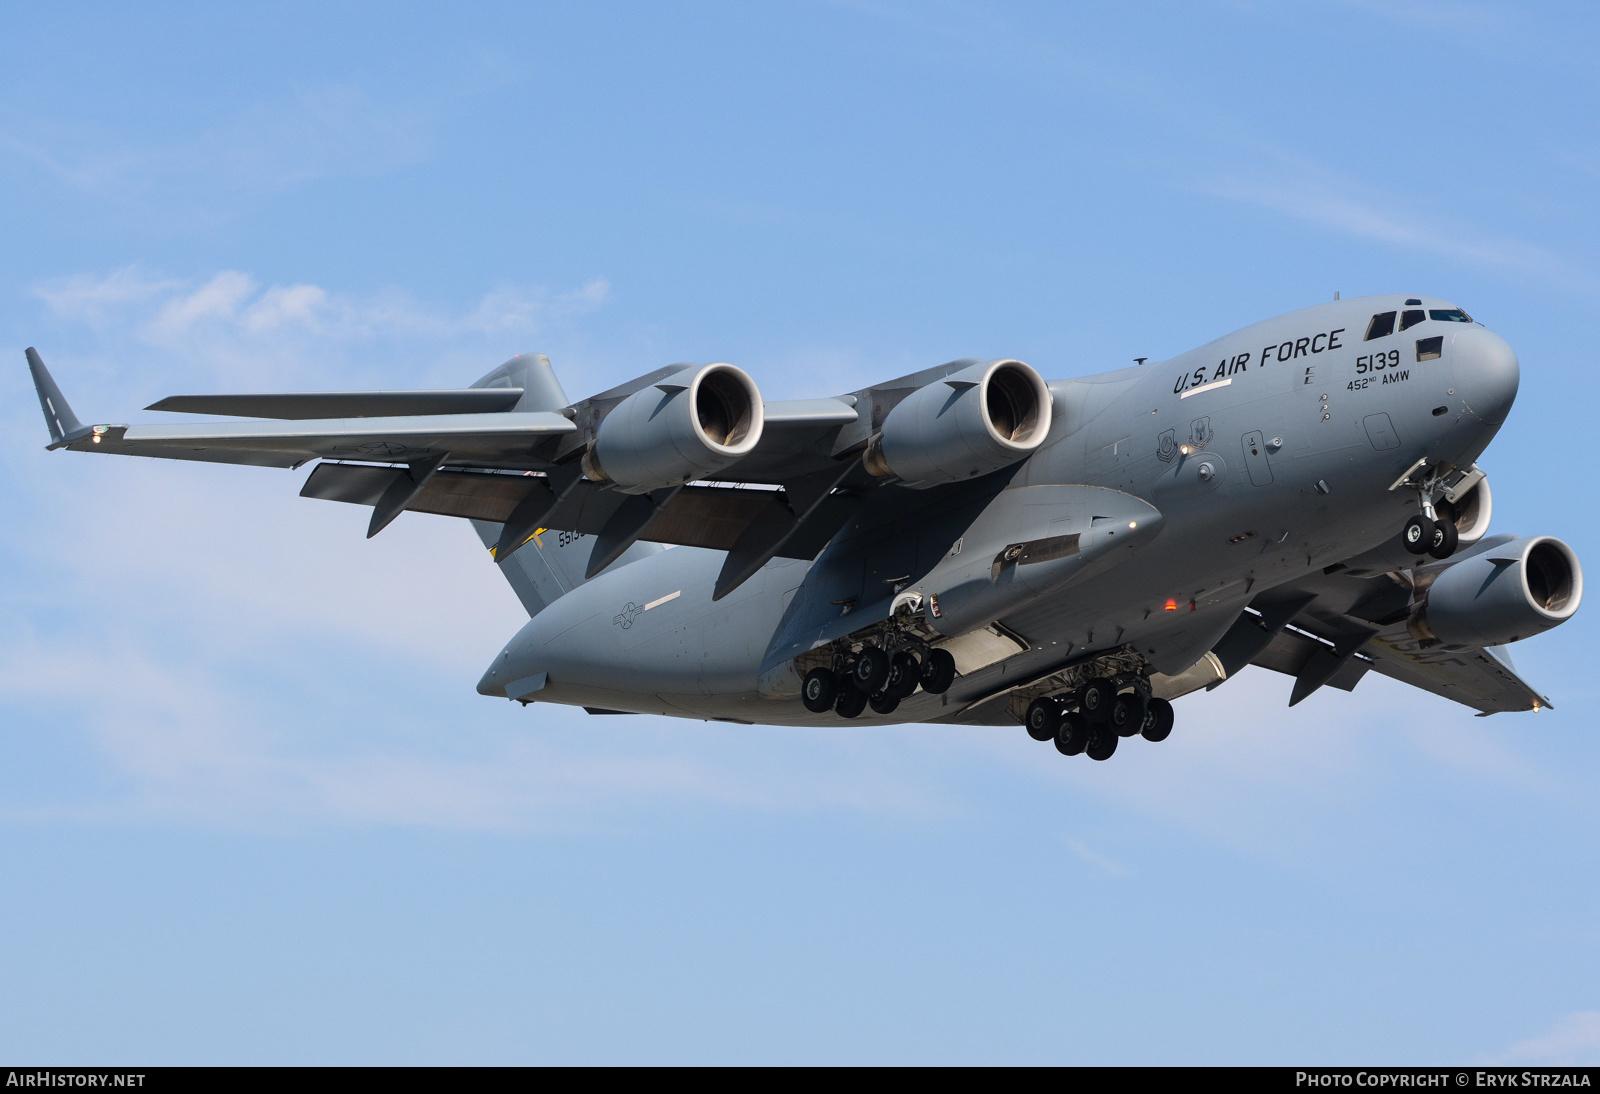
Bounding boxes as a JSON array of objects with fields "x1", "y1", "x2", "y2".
[{"x1": 146, "y1": 389, "x2": 525, "y2": 419}]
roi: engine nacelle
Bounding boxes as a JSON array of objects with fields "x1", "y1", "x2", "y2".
[
  {"x1": 585, "y1": 363, "x2": 764, "y2": 493},
  {"x1": 865, "y1": 359, "x2": 1053, "y2": 488},
  {"x1": 1411, "y1": 535, "x2": 1582, "y2": 647}
]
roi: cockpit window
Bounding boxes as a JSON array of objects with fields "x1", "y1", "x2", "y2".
[
  {"x1": 1416, "y1": 336, "x2": 1443, "y2": 362},
  {"x1": 1365, "y1": 312, "x2": 1396, "y2": 340},
  {"x1": 1430, "y1": 308, "x2": 1472, "y2": 323},
  {"x1": 1400, "y1": 309, "x2": 1426, "y2": 331}
]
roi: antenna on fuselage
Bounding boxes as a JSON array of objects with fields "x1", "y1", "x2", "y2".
[{"x1": 1134, "y1": 357, "x2": 1147, "y2": 366}]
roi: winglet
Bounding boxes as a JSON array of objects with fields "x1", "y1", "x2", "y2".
[{"x1": 25, "y1": 347, "x2": 89, "y2": 449}]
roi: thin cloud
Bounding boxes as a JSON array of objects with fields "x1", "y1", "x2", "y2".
[
  {"x1": 33, "y1": 267, "x2": 611, "y2": 355},
  {"x1": 1200, "y1": 170, "x2": 1600, "y2": 294},
  {"x1": 0, "y1": 84, "x2": 431, "y2": 207},
  {"x1": 1065, "y1": 838, "x2": 1131, "y2": 877},
  {"x1": 1495, "y1": 1011, "x2": 1600, "y2": 1065}
]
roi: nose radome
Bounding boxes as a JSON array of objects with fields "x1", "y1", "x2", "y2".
[{"x1": 1452, "y1": 326, "x2": 1519, "y2": 426}]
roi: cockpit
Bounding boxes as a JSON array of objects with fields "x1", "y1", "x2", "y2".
[{"x1": 1364, "y1": 298, "x2": 1474, "y2": 342}]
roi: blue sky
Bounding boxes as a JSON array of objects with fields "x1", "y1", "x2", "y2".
[{"x1": 2, "y1": 1, "x2": 1599, "y2": 1064}]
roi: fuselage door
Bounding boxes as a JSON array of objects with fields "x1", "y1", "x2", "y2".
[{"x1": 1241, "y1": 430, "x2": 1273, "y2": 486}]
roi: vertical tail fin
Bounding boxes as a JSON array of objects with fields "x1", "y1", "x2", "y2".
[
  {"x1": 25, "y1": 348, "x2": 88, "y2": 447},
  {"x1": 469, "y1": 353, "x2": 665, "y2": 617},
  {"x1": 470, "y1": 519, "x2": 665, "y2": 617}
]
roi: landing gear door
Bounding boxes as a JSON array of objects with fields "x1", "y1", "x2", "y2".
[{"x1": 1241, "y1": 430, "x2": 1273, "y2": 486}]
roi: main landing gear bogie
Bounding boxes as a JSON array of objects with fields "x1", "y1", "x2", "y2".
[
  {"x1": 1027, "y1": 686, "x2": 1175, "y2": 762},
  {"x1": 803, "y1": 644, "x2": 957, "y2": 720}
]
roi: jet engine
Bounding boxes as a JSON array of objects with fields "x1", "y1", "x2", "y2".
[
  {"x1": 584, "y1": 363, "x2": 764, "y2": 493},
  {"x1": 1410, "y1": 535, "x2": 1582, "y2": 647},
  {"x1": 865, "y1": 359, "x2": 1053, "y2": 488}
]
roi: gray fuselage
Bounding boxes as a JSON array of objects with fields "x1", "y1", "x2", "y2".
[{"x1": 480, "y1": 295, "x2": 1519, "y2": 725}]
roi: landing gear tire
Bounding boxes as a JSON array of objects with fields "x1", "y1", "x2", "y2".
[
  {"x1": 868, "y1": 690, "x2": 900, "y2": 715},
  {"x1": 851, "y1": 647, "x2": 890, "y2": 694},
  {"x1": 1141, "y1": 697, "x2": 1174, "y2": 742},
  {"x1": 1402, "y1": 515, "x2": 1434, "y2": 555},
  {"x1": 920, "y1": 649, "x2": 956, "y2": 695},
  {"x1": 1110, "y1": 693, "x2": 1147, "y2": 738},
  {"x1": 1054, "y1": 711, "x2": 1091, "y2": 756},
  {"x1": 1086, "y1": 725, "x2": 1119, "y2": 761},
  {"x1": 801, "y1": 668, "x2": 838, "y2": 713},
  {"x1": 1427, "y1": 518, "x2": 1459, "y2": 560},
  {"x1": 1025, "y1": 697, "x2": 1061, "y2": 742},
  {"x1": 835, "y1": 685, "x2": 868, "y2": 719},
  {"x1": 1079, "y1": 677, "x2": 1117, "y2": 724},
  {"x1": 886, "y1": 651, "x2": 922, "y2": 699}
]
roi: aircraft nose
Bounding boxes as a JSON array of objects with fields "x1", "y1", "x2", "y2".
[{"x1": 1452, "y1": 326, "x2": 1519, "y2": 427}]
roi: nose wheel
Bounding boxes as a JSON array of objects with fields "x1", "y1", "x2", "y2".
[
  {"x1": 1402, "y1": 513, "x2": 1459, "y2": 560},
  {"x1": 1396, "y1": 460, "x2": 1460, "y2": 560}
]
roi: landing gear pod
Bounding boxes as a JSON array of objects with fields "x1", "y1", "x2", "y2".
[
  {"x1": 584, "y1": 364, "x2": 764, "y2": 492},
  {"x1": 1411, "y1": 535, "x2": 1582, "y2": 647},
  {"x1": 865, "y1": 359, "x2": 1052, "y2": 487}
]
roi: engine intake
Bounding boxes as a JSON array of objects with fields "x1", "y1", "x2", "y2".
[
  {"x1": 585, "y1": 363, "x2": 764, "y2": 492},
  {"x1": 865, "y1": 359, "x2": 1052, "y2": 488},
  {"x1": 1411, "y1": 535, "x2": 1582, "y2": 647}
]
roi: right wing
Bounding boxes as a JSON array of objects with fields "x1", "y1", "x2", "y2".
[{"x1": 1229, "y1": 561, "x2": 1550, "y2": 715}]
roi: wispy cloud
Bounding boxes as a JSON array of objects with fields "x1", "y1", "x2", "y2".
[
  {"x1": 29, "y1": 267, "x2": 611, "y2": 391},
  {"x1": 0, "y1": 616, "x2": 953, "y2": 832},
  {"x1": 1065, "y1": 838, "x2": 1131, "y2": 877},
  {"x1": 1495, "y1": 1011, "x2": 1600, "y2": 1065},
  {"x1": 1199, "y1": 168, "x2": 1600, "y2": 295},
  {"x1": 36, "y1": 267, "x2": 610, "y2": 343},
  {"x1": 0, "y1": 84, "x2": 431, "y2": 211}
]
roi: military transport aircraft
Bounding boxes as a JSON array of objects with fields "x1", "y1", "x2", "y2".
[{"x1": 25, "y1": 294, "x2": 1582, "y2": 760}]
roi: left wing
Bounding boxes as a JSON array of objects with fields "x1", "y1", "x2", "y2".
[
  {"x1": 26, "y1": 347, "x2": 875, "y2": 595},
  {"x1": 27, "y1": 347, "x2": 1037, "y2": 600},
  {"x1": 52, "y1": 413, "x2": 576, "y2": 470}
]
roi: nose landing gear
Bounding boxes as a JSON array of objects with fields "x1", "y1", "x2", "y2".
[
  {"x1": 1402, "y1": 514, "x2": 1458, "y2": 560},
  {"x1": 1395, "y1": 459, "x2": 1461, "y2": 561}
]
